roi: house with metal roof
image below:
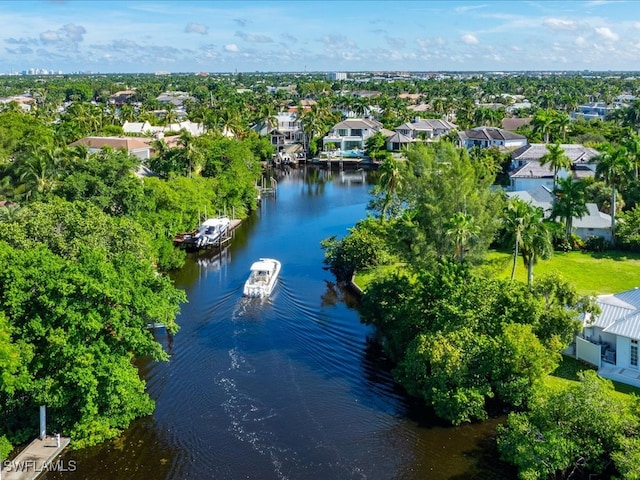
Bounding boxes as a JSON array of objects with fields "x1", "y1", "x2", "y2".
[
  {"x1": 457, "y1": 126, "x2": 527, "y2": 150},
  {"x1": 576, "y1": 288, "x2": 640, "y2": 388}
]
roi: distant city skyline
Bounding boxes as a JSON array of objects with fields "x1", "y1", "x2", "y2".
[{"x1": 1, "y1": 0, "x2": 639, "y2": 74}]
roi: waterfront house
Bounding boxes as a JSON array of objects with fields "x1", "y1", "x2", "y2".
[
  {"x1": 251, "y1": 112, "x2": 306, "y2": 151},
  {"x1": 322, "y1": 118, "x2": 384, "y2": 152},
  {"x1": 576, "y1": 288, "x2": 640, "y2": 388},
  {"x1": 457, "y1": 126, "x2": 527, "y2": 150},
  {"x1": 394, "y1": 117, "x2": 457, "y2": 141}
]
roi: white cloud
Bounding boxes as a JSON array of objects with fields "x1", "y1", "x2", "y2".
[
  {"x1": 224, "y1": 43, "x2": 239, "y2": 52},
  {"x1": 185, "y1": 23, "x2": 208, "y2": 35},
  {"x1": 454, "y1": 4, "x2": 487, "y2": 13},
  {"x1": 595, "y1": 26, "x2": 619, "y2": 41},
  {"x1": 543, "y1": 18, "x2": 577, "y2": 30},
  {"x1": 574, "y1": 36, "x2": 588, "y2": 47},
  {"x1": 235, "y1": 31, "x2": 273, "y2": 43},
  {"x1": 461, "y1": 34, "x2": 479, "y2": 45},
  {"x1": 40, "y1": 30, "x2": 61, "y2": 42},
  {"x1": 634, "y1": 22, "x2": 640, "y2": 29}
]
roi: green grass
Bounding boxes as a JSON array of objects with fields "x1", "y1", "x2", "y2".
[
  {"x1": 546, "y1": 356, "x2": 640, "y2": 400},
  {"x1": 480, "y1": 249, "x2": 640, "y2": 296},
  {"x1": 354, "y1": 263, "x2": 408, "y2": 289}
]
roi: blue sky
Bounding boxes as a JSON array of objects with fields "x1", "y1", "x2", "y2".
[{"x1": 1, "y1": 0, "x2": 639, "y2": 73}]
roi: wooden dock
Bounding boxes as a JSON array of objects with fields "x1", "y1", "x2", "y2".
[{"x1": 1, "y1": 436, "x2": 71, "y2": 480}]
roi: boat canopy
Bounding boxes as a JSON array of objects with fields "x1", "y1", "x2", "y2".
[{"x1": 250, "y1": 260, "x2": 275, "y2": 273}]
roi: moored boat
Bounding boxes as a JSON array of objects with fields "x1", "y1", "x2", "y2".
[
  {"x1": 243, "y1": 258, "x2": 281, "y2": 298},
  {"x1": 174, "y1": 217, "x2": 231, "y2": 249}
]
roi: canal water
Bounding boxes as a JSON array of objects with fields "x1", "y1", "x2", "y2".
[{"x1": 45, "y1": 167, "x2": 513, "y2": 480}]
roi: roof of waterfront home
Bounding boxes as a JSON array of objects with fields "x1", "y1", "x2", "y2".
[
  {"x1": 331, "y1": 118, "x2": 383, "y2": 130},
  {"x1": 70, "y1": 136, "x2": 151, "y2": 151}
]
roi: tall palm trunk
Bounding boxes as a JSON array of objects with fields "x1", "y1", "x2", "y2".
[
  {"x1": 611, "y1": 185, "x2": 617, "y2": 244},
  {"x1": 511, "y1": 238, "x2": 519, "y2": 280}
]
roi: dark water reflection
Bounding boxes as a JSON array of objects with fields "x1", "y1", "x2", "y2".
[{"x1": 45, "y1": 167, "x2": 514, "y2": 480}]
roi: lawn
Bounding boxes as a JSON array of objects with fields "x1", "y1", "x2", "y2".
[
  {"x1": 479, "y1": 249, "x2": 640, "y2": 296},
  {"x1": 546, "y1": 356, "x2": 640, "y2": 400}
]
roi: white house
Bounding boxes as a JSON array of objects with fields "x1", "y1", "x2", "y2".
[
  {"x1": 322, "y1": 118, "x2": 384, "y2": 152},
  {"x1": 508, "y1": 143, "x2": 599, "y2": 192},
  {"x1": 251, "y1": 112, "x2": 306, "y2": 151},
  {"x1": 457, "y1": 126, "x2": 527, "y2": 150},
  {"x1": 395, "y1": 118, "x2": 457, "y2": 141},
  {"x1": 123, "y1": 120, "x2": 205, "y2": 137},
  {"x1": 577, "y1": 288, "x2": 640, "y2": 388}
]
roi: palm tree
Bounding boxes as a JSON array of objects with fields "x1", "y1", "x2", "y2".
[
  {"x1": 596, "y1": 144, "x2": 632, "y2": 244},
  {"x1": 178, "y1": 130, "x2": 201, "y2": 177},
  {"x1": 552, "y1": 112, "x2": 571, "y2": 141},
  {"x1": 377, "y1": 157, "x2": 404, "y2": 222},
  {"x1": 445, "y1": 212, "x2": 479, "y2": 262},
  {"x1": 551, "y1": 177, "x2": 588, "y2": 242},
  {"x1": 540, "y1": 143, "x2": 572, "y2": 191},
  {"x1": 625, "y1": 132, "x2": 640, "y2": 180},
  {"x1": 503, "y1": 198, "x2": 538, "y2": 280},
  {"x1": 15, "y1": 153, "x2": 59, "y2": 201},
  {"x1": 531, "y1": 109, "x2": 555, "y2": 143},
  {"x1": 520, "y1": 210, "x2": 553, "y2": 286}
]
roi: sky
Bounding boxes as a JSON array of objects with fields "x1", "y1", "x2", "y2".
[{"x1": 1, "y1": 0, "x2": 639, "y2": 74}]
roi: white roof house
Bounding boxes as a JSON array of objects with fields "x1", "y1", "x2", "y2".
[
  {"x1": 123, "y1": 120, "x2": 205, "y2": 137},
  {"x1": 577, "y1": 288, "x2": 640, "y2": 388}
]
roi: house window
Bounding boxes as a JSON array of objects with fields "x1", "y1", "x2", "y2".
[
  {"x1": 632, "y1": 340, "x2": 638, "y2": 367},
  {"x1": 338, "y1": 129, "x2": 348, "y2": 136}
]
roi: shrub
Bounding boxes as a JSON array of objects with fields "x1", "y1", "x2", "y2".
[{"x1": 584, "y1": 235, "x2": 610, "y2": 252}]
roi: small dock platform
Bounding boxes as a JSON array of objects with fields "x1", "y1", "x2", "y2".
[{"x1": 2, "y1": 436, "x2": 71, "y2": 480}]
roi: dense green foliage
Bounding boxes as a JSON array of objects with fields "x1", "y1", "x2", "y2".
[
  {"x1": 0, "y1": 200, "x2": 186, "y2": 448},
  {"x1": 359, "y1": 262, "x2": 588, "y2": 424},
  {"x1": 0, "y1": 75, "x2": 268, "y2": 451},
  {"x1": 498, "y1": 371, "x2": 640, "y2": 480}
]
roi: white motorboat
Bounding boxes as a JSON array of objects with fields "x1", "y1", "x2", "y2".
[
  {"x1": 243, "y1": 258, "x2": 281, "y2": 298},
  {"x1": 189, "y1": 217, "x2": 231, "y2": 248}
]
